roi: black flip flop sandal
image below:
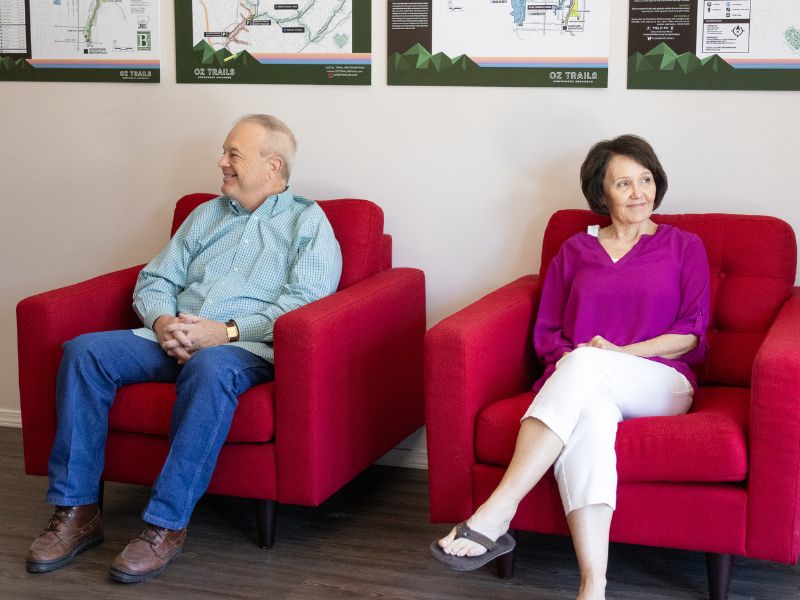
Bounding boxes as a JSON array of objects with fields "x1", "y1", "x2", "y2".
[{"x1": 429, "y1": 521, "x2": 516, "y2": 572}]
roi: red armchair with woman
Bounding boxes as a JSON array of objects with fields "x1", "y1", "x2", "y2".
[{"x1": 428, "y1": 135, "x2": 800, "y2": 600}]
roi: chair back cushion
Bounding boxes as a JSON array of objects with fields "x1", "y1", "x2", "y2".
[
  {"x1": 172, "y1": 193, "x2": 386, "y2": 290},
  {"x1": 540, "y1": 210, "x2": 797, "y2": 386}
]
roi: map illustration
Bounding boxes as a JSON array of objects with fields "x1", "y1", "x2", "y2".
[
  {"x1": 509, "y1": 0, "x2": 588, "y2": 35},
  {"x1": 176, "y1": 0, "x2": 370, "y2": 84},
  {"x1": 0, "y1": 0, "x2": 28, "y2": 55},
  {"x1": 29, "y1": 0, "x2": 159, "y2": 61},
  {"x1": 387, "y1": 0, "x2": 609, "y2": 87},
  {"x1": 192, "y1": 0, "x2": 353, "y2": 55},
  {"x1": 431, "y1": 0, "x2": 607, "y2": 59},
  {"x1": 0, "y1": 0, "x2": 159, "y2": 81}
]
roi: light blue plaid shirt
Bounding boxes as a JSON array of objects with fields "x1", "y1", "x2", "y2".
[{"x1": 131, "y1": 187, "x2": 342, "y2": 362}]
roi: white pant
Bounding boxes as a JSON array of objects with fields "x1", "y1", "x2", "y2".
[{"x1": 522, "y1": 346, "x2": 693, "y2": 515}]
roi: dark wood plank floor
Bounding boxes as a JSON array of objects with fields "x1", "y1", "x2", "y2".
[{"x1": 1, "y1": 427, "x2": 798, "y2": 600}]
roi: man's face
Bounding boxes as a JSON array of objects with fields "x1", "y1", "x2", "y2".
[{"x1": 218, "y1": 121, "x2": 275, "y2": 211}]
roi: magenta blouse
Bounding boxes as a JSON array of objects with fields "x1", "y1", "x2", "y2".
[{"x1": 533, "y1": 224, "x2": 711, "y2": 392}]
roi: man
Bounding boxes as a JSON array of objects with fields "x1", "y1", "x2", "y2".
[{"x1": 26, "y1": 114, "x2": 343, "y2": 583}]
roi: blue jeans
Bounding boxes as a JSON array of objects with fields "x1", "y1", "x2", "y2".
[{"x1": 46, "y1": 330, "x2": 274, "y2": 529}]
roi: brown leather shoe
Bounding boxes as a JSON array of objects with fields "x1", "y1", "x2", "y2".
[
  {"x1": 109, "y1": 523, "x2": 186, "y2": 583},
  {"x1": 26, "y1": 504, "x2": 103, "y2": 573}
]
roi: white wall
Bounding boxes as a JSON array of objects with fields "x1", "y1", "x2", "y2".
[{"x1": 2, "y1": 2, "x2": 798, "y2": 428}]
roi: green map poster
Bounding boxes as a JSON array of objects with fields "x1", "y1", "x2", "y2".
[
  {"x1": 176, "y1": 0, "x2": 370, "y2": 85},
  {"x1": 0, "y1": 0, "x2": 160, "y2": 83},
  {"x1": 628, "y1": 0, "x2": 800, "y2": 90},
  {"x1": 388, "y1": 0, "x2": 609, "y2": 88}
]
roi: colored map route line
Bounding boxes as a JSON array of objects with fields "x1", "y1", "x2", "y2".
[
  {"x1": 298, "y1": 5, "x2": 350, "y2": 52},
  {"x1": 211, "y1": 0, "x2": 350, "y2": 52},
  {"x1": 250, "y1": 51, "x2": 368, "y2": 64}
]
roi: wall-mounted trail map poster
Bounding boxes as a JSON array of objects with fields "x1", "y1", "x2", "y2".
[
  {"x1": 388, "y1": 0, "x2": 610, "y2": 88},
  {"x1": 628, "y1": 0, "x2": 800, "y2": 90},
  {"x1": 0, "y1": 0, "x2": 160, "y2": 82},
  {"x1": 176, "y1": 0, "x2": 370, "y2": 84}
]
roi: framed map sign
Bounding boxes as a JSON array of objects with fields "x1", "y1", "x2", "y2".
[
  {"x1": 176, "y1": 0, "x2": 371, "y2": 84},
  {"x1": 0, "y1": 0, "x2": 160, "y2": 82},
  {"x1": 628, "y1": 0, "x2": 800, "y2": 90},
  {"x1": 387, "y1": 0, "x2": 610, "y2": 87}
]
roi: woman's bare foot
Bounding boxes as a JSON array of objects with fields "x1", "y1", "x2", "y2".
[{"x1": 437, "y1": 500, "x2": 516, "y2": 557}]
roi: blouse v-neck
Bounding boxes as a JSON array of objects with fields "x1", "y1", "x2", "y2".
[{"x1": 586, "y1": 223, "x2": 661, "y2": 265}]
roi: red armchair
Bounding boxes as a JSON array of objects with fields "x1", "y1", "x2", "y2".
[
  {"x1": 425, "y1": 210, "x2": 799, "y2": 600},
  {"x1": 18, "y1": 193, "x2": 425, "y2": 547}
]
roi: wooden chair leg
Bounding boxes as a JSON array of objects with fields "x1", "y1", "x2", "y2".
[
  {"x1": 255, "y1": 499, "x2": 277, "y2": 549},
  {"x1": 706, "y1": 552, "x2": 733, "y2": 600},
  {"x1": 97, "y1": 480, "x2": 105, "y2": 514},
  {"x1": 496, "y1": 529, "x2": 517, "y2": 579}
]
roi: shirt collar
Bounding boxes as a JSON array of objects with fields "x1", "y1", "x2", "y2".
[{"x1": 226, "y1": 186, "x2": 294, "y2": 217}]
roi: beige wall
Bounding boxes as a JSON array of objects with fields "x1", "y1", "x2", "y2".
[{"x1": 2, "y1": 2, "x2": 799, "y2": 425}]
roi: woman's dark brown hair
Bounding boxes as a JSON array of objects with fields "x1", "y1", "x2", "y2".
[{"x1": 580, "y1": 134, "x2": 668, "y2": 215}]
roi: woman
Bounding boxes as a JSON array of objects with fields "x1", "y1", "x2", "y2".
[{"x1": 431, "y1": 135, "x2": 710, "y2": 600}]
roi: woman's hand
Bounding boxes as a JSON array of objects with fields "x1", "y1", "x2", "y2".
[
  {"x1": 577, "y1": 333, "x2": 698, "y2": 359},
  {"x1": 577, "y1": 335, "x2": 625, "y2": 353}
]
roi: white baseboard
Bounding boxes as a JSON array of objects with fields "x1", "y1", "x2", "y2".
[
  {"x1": 0, "y1": 409, "x2": 22, "y2": 428},
  {"x1": 375, "y1": 446, "x2": 429, "y2": 470},
  {"x1": 375, "y1": 427, "x2": 429, "y2": 470}
]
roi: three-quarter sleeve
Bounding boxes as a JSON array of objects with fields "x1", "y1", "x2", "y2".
[
  {"x1": 663, "y1": 234, "x2": 711, "y2": 364},
  {"x1": 533, "y1": 250, "x2": 573, "y2": 365}
]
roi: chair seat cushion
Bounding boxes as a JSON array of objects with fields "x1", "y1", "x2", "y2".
[
  {"x1": 108, "y1": 381, "x2": 275, "y2": 443},
  {"x1": 475, "y1": 385, "x2": 749, "y2": 483}
]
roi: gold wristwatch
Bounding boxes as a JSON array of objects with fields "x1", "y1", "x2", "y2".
[{"x1": 225, "y1": 320, "x2": 240, "y2": 343}]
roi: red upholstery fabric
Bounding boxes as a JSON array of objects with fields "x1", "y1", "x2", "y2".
[
  {"x1": 380, "y1": 235, "x2": 392, "y2": 271},
  {"x1": 472, "y1": 466, "x2": 748, "y2": 555},
  {"x1": 17, "y1": 265, "x2": 143, "y2": 475},
  {"x1": 425, "y1": 275, "x2": 540, "y2": 523},
  {"x1": 18, "y1": 195, "x2": 426, "y2": 528},
  {"x1": 109, "y1": 382, "x2": 276, "y2": 442},
  {"x1": 475, "y1": 387, "x2": 749, "y2": 482},
  {"x1": 275, "y1": 267, "x2": 426, "y2": 504},
  {"x1": 426, "y1": 210, "x2": 800, "y2": 566},
  {"x1": 747, "y1": 290, "x2": 800, "y2": 561},
  {"x1": 102, "y1": 431, "x2": 278, "y2": 499}
]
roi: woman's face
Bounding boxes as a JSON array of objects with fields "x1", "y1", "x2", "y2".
[{"x1": 602, "y1": 154, "x2": 656, "y2": 227}]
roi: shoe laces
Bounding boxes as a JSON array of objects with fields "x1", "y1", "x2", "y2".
[
  {"x1": 136, "y1": 525, "x2": 168, "y2": 548},
  {"x1": 45, "y1": 506, "x2": 76, "y2": 534}
]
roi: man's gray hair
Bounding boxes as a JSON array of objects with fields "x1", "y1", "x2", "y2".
[{"x1": 237, "y1": 114, "x2": 298, "y2": 182}]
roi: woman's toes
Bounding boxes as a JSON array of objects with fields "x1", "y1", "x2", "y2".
[
  {"x1": 447, "y1": 539, "x2": 466, "y2": 556},
  {"x1": 447, "y1": 537, "x2": 487, "y2": 557},
  {"x1": 438, "y1": 526, "x2": 457, "y2": 549}
]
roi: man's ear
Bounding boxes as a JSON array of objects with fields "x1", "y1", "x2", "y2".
[{"x1": 265, "y1": 155, "x2": 283, "y2": 179}]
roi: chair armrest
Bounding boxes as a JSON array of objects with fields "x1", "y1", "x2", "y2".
[
  {"x1": 425, "y1": 275, "x2": 541, "y2": 523},
  {"x1": 273, "y1": 267, "x2": 426, "y2": 506},
  {"x1": 747, "y1": 288, "x2": 800, "y2": 563},
  {"x1": 17, "y1": 266, "x2": 143, "y2": 475}
]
